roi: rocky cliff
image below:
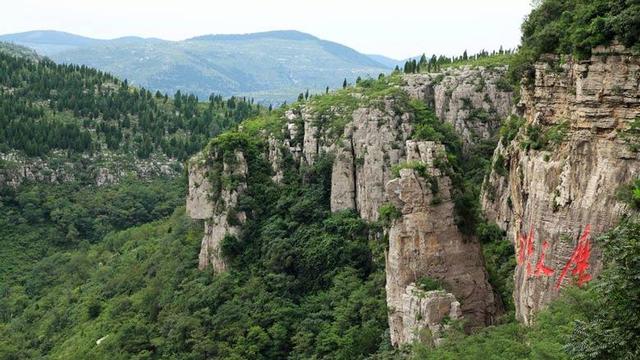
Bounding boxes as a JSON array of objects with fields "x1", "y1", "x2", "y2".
[
  {"x1": 393, "y1": 284, "x2": 463, "y2": 347},
  {"x1": 481, "y1": 45, "x2": 640, "y2": 323},
  {"x1": 186, "y1": 68, "x2": 513, "y2": 342},
  {"x1": 404, "y1": 67, "x2": 513, "y2": 147},
  {"x1": 0, "y1": 150, "x2": 180, "y2": 188},
  {"x1": 385, "y1": 141, "x2": 497, "y2": 345},
  {"x1": 187, "y1": 148, "x2": 248, "y2": 271}
]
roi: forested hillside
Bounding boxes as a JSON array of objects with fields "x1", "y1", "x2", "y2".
[
  {"x1": 0, "y1": 43, "x2": 265, "y2": 358},
  {"x1": 0, "y1": 43, "x2": 260, "y2": 159},
  {"x1": 0, "y1": 30, "x2": 390, "y2": 104},
  {"x1": 2, "y1": 68, "x2": 638, "y2": 359}
]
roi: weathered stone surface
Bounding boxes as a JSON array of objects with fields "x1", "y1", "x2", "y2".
[
  {"x1": 330, "y1": 141, "x2": 356, "y2": 212},
  {"x1": 301, "y1": 108, "x2": 319, "y2": 166},
  {"x1": 0, "y1": 150, "x2": 180, "y2": 188},
  {"x1": 297, "y1": 69, "x2": 514, "y2": 221},
  {"x1": 187, "y1": 150, "x2": 248, "y2": 272},
  {"x1": 348, "y1": 104, "x2": 413, "y2": 220},
  {"x1": 403, "y1": 66, "x2": 513, "y2": 147},
  {"x1": 481, "y1": 46, "x2": 640, "y2": 323},
  {"x1": 386, "y1": 141, "x2": 497, "y2": 345},
  {"x1": 186, "y1": 157, "x2": 213, "y2": 220},
  {"x1": 394, "y1": 284, "x2": 462, "y2": 347},
  {"x1": 313, "y1": 98, "x2": 414, "y2": 220},
  {"x1": 267, "y1": 136, "x2": 284, "y2": 183},
  {"x1": 186, "y1": 71, "x2": 512, "y2": 335}
]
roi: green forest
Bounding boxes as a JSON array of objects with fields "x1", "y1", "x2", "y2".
[
  {"x1": 2, "y1": 0, "x2": 640, "y2": 359},
  {"x1": 0, "y1": 46, "x2": 261, "y2": 159}
]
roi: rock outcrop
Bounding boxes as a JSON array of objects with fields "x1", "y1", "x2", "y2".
[
  {"x1": 0, "y1": 150, "x2": 180, "y2": 188},
  {"x1": 481, "y1": 44, "x2": 640, "y2": 323},
  {"x1": 386, "y1": 141, "x2": 498, "y2": 345},
  {"x1": 187, "y1": 71, "x2": 512, "y2": 336},
  {"x1": 403, "y1": 67, "x2": 513, "y2": 147},
  {"x1": 187, "y1": 150, "x2": 248, "y2": 272},
  {"x1": 393, "y1": 284, "x2": 462, "y2": 347},
  {"x1": 328, "y1": 102, "x2": 413, "y2": 220}
]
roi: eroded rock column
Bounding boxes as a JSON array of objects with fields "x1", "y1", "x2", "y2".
[{"x1": 385, "y1": 141, "x2": 497, "y2": 346}]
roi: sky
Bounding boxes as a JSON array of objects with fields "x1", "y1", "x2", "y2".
[{"x1": 1, "y1": 0, "x2": 533, "y2": 59}]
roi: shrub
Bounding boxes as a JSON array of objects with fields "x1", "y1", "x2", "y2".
[
  {"x1": 417, "y1": 276, "x2": 444, "y2": 292},
  {"x1": 499, "y1": 115, "x2": 525, "y2": 144},
  {"x1": 391, "y1": 161, "x2": 427, "y2": 178},
  {"x1": 616, "y1": 178, "x2": 640, "y2": 210},
  {"x1": 521, "y1": 121, "x2": 568, "y2": 151},
  {"x1": 493, "y1": 154, "x2": 508, "y2": 177},
  {"x1": 620, "y1": 116, "x2": 640, "y2": 152},
  {"x1": 379, "y1": 203, "x2": 402, "y2": 225},
  {"x1": 567, "y1": 217, "x2": 640, "y2": 359}
]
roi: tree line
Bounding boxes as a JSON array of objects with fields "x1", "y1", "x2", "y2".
[{"x1": 0, "y1": 51, "x2": 261, "y2": 159}]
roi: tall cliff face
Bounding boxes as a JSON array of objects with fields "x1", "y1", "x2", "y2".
[
  {"x1": 0, "y1": 150, "x2": 180, "y2": 188},
  {"x1": 186, "y1": 68, "x2": 513, "y2": 342},
  {"x1": 327, "y1": 67, "x2": 514, "y2": 221},
  {"x1": 385, "y1": 141, "x2": 497, "y2": 345},
  {"x1": 187, "y1": 149, "x2": 248, "y2": 271},
  {"x1": 404, "y1": 67, "x2": 513, "y2": 147},
  {"x1": 393, "y1": 285, "x2": 463, "y2": 347},
  {"x1": 481, "y1": 45, "x2": 640, "y2": 323}
]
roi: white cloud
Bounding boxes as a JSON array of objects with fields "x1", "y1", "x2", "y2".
[{"x1": 1, "y1": 0, "x2": 532, "y2": 59}]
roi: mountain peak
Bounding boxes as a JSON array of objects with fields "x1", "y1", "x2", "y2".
[{"x1": 187, "y1": 30, "x2": 319, "y2": 42}]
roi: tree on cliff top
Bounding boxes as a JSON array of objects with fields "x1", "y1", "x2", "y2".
[{"x1": 509, "y1": 0, "x2": 640, "y2": 83}]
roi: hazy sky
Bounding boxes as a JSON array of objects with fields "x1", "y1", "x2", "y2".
[{"x1": 1, "y1": 0, "x2": 532, "y2": 59}]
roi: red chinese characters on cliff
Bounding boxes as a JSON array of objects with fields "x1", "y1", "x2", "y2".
[
  {"x1": 555, "y1": 224, "x2": 592, "y2": 289},
  {"x1": 517, "y1": 224, "x2": 592, "y2": 288},
  {"x1": 517, "y1": 226, "x2": 554, "y2": 278}
]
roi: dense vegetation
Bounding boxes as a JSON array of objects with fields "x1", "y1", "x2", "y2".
[
  {"x1": 0, "y1": 66, "x2": 517, "y2": 359},
  {"x1": 400, "y1": 49, "x2": 515, "y2": 74},
  {"x1": 0, "y1": 176, "x2": 186, "y2": 285},
  {"x1": 509, "y1": 0, "x2": 640, "y2": 83},
  {"x1": 0, "y1": 144, "x2": 391, "y2": 359},
  {"x1": 522, "y1": 0, "x2": 640, "y2": 59},
  {"x1": 0, "y1": 44, "x2": 260, "y2": 159}
]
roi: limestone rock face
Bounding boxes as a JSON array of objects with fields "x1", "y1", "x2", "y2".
[
  {"x1": 481, "y1": 45, "x2": 640, "y2": 323},
  {"x1": 403, "y1": 66, "x2": 513, "y2": 147},
  {"x1": 284, "y1": 96, "x2": 414, "y2": 221},
  {"x1": 0, "y1": 150, "x2": 181, "y2": 188},
  {"x1": 267, "y1": 136, "x2": 284, "y2": 183},
  {"x1": 186, "y1": 158, "x2": 214, "y2": 220},
  {"x1": 187, "y1": 150, "x2": 248, "y2": 272},
  {"x1": 329, "y1": 102, "x2": 413, "y2": 220},
  {"x1": 289, "y1": 70, "x2": 514, "y2": 222},
  {"x1": 394, "y1": 285, "x2": 462, "y2": 347},
  {"x1": 186, "y1": 72, "x2": 511, "y2": 333},
  {"x1": 386, "y1": 141, "x2": 497, "y2": 346}
]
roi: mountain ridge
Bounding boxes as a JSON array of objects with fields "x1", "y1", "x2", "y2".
[{"x1": 0, "y1": 30, "x2": 392, "y2": 104}]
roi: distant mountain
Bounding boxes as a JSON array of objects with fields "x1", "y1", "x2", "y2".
[
  {"x1": 0, "y1": 30, "x2": 391, "y2": 104},
  {"x1": 0, "y1": 41, "x2": 41, "y2": 60},
  {"x1": 0, "y1": 30, "x2": 101, "y2": 54},
  {"x1": 366, "y1": 54, "x2": 401, "y2": 68}
]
